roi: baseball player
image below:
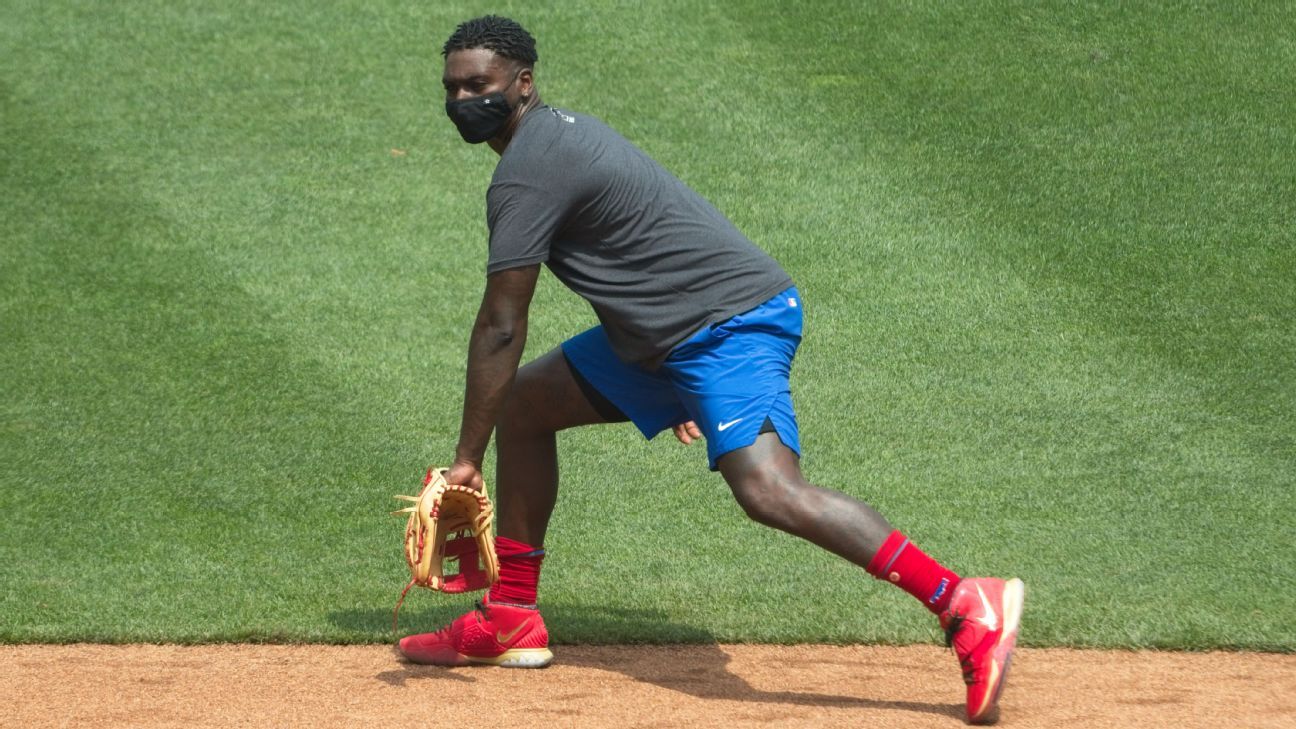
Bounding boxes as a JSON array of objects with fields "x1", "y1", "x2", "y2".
[{"x1": 398, "y1": 16, "x2": 1024, "y2": 725}]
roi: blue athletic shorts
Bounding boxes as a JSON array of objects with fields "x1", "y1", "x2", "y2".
[{"x1": 562, "y1": 287, "x2": 802, "y2": 470}]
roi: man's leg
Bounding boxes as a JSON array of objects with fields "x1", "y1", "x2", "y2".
[
  {"x1": 485, "y1": 346, "x2": 629, "y2": 607},
  {"x1": 493, "y1": 346, "x2": 624, "y2": 546},
  {"x1": 398, "y1": 346, "x2": 625, "y2": 668},
  {"x1": 718, "y1": 432, "x2": 962, "y2": 615},
  {"x1": 717, "y1": 433, "x2": 1023, "y2": 725},
  {"x1": 716, "y1": 431, "x2": 893, "y2": 565}
]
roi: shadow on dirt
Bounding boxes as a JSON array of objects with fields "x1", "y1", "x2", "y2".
[
  {"x1": 560, "y1": 645, "x2": 960, "y2": 718},
  {"x1": 340, "y1": 603, "x2": 959, "y2": 719}
]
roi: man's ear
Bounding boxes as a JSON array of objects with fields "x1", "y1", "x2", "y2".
[{"x1": 516, "y1": 66, "x2": 535, "y2": 101}]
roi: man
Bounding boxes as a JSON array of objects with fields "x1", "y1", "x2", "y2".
[{"x1": 398, "y1": 15, "x2": 1024, "y2": 725}]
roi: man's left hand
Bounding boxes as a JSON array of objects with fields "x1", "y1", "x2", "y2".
[{"x1": 673, "y1": 420, "x2": 703, "y2": 445}]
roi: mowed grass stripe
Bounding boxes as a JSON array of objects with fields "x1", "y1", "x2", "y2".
[
  {"x1": 0, "y1": 90, "x2": 415, "y2": 642},
  {"x1": 0, "y1": 2, "x2": 476, "y2": 640}
]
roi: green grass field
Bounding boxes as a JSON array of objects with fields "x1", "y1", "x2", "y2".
[{"x1": 2, "y1": 1, "x2": 1293, "y2": 651}]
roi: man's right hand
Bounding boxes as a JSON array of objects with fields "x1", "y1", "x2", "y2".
[{"x1": 443, "y1": 459, "x2": 486, "y2": 493}]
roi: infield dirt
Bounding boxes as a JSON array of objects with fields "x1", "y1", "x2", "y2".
[{"x1": 3, "y1": 644, "x2": 1292, "y2": 727}]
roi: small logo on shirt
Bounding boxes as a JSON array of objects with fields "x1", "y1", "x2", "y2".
[
  {"x1": 788, "y1": 297, "x2": 798, "y2": 307},
  {"x1": 717, "y1": 418, "x2": 744, "y2": 432},
  {"x1": 550, "y1": 108, "x2": 575, "y2": 123}
]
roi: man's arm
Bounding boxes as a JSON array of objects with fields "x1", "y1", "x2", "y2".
[{"x1": 445, "y1": 264, "x2": 541, "y2": 489}]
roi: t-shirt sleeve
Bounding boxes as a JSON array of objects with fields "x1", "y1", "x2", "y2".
[{"x1": 485, "y1": 174, "x2": 575, "y2": 274}]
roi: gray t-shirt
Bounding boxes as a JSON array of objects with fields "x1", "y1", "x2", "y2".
[{"x1": 486, "y1": 106, "x2": 793, "y2": 368}]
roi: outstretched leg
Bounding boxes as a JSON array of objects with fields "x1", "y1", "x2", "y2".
[
  {"x1": 718, "y1": 432, "x2": 959, "y2": 613},
  {"x1": 718, "y1": 432, "x2": 1023, "y2": 726},
  {"x1": 716, "y1": 432, "x2": 893, "y2": 564}
]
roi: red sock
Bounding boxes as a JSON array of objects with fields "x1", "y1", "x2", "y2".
[
  {"x1": 866, "y1": 530, "x2": 961, "y2": 614},
  {"x1": 488, "y1": 536, "x2": 545, "y2": 606}
]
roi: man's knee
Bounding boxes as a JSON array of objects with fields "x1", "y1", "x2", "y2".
[
  {"x1": 726, "y1": 468, "x2": 805, "y2": 528},
  {"x1": 498, "y1": 368, "x2": 550, "y2": 437},
  {"x1": 499, "y1": 350, "x2": 603, "y2": 438}
]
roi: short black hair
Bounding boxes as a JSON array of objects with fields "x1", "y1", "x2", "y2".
[{"x1": 442, "y1": 15, "x2": 538, "y2": 66}]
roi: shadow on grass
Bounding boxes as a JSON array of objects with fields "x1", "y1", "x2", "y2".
[{"x1": 336, "y1": 603, "x2": 959, "y2": 719}]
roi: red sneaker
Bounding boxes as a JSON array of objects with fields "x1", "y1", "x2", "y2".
[
  {"x1": 397, "y1": 595, "x2": 553, "y2": 668},
  {"x1": 940, "y1": 577, "x2": 1025, "y2": 725}
]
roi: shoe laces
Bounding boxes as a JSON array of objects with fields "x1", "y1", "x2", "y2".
[
  {"x1": 472, "y1": 597, "x2": 539, "y2": 627},
  {"x1": 943, "y1": 611, "x2": 978, "y2": 683},
  {"x1": 423, "y1": 600, "x2": 489, "y2": 640},
  {"x1": 943, "y1": 612, "x2": 966, "y2": 649}
]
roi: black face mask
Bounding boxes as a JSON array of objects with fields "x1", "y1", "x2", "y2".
[{"x1": 445, "y1": 72, "x2": 521, "y2": 144}]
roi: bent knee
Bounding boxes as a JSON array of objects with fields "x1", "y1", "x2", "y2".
[
  {"x1": 727, "y1": 470, "x2": 805, "y2": 527},
  {"x1": 498, "y1": 357, "x2": 574, "y2": 436},
  {"x1": 498, "y1": 384, "x2": 549, "y2": 438}
]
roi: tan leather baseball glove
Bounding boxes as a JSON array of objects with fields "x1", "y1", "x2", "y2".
[{"x1": 391, "y1": 467, "x2": 500, "y2": 629}]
